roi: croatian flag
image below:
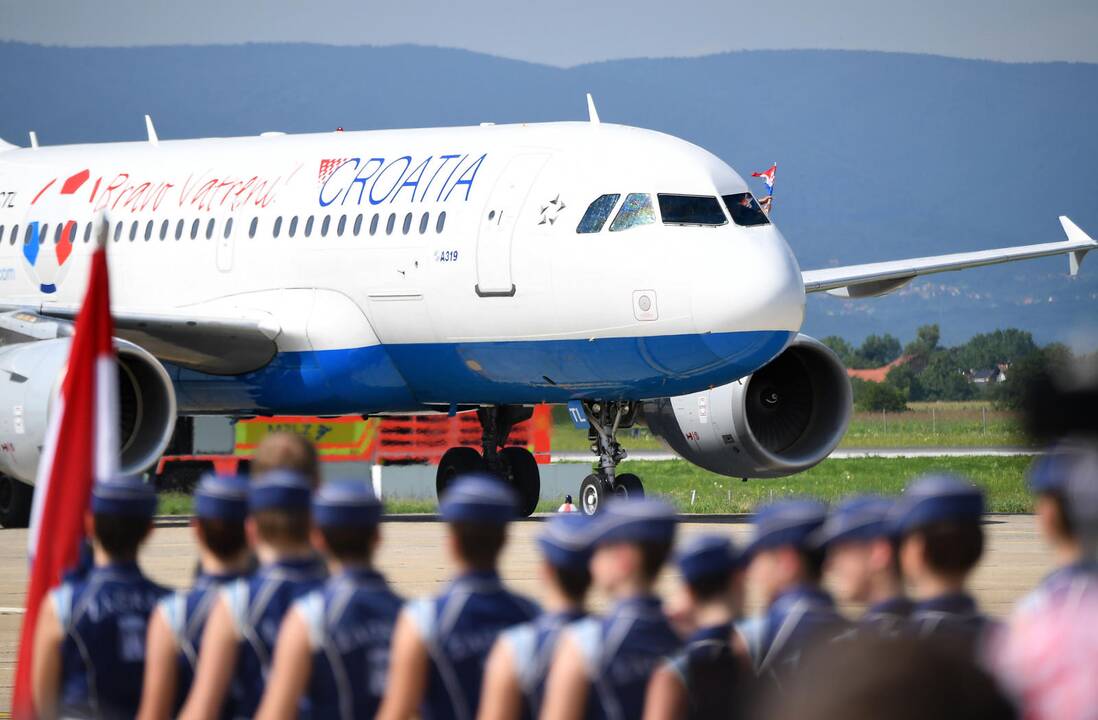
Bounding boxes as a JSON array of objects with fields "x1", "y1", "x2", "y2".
[
  {"x1": 13, "y1": 234, "x2": 118, "y2": 719},
  {"x1": 752, "y1": 164, "x2": 777, "y2": 194}
]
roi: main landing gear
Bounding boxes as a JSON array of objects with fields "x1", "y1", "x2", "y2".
[
  {"x1": 579, "y1": 401, "x2": 644, "y2": 515},
  {"x1": 435, "y1": 406, "x2": 541, "y2": 517}
]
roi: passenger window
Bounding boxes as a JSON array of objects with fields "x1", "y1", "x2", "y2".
[
  {"x1": 289, "y1": 216, "x2": 299, "y2": 238},
  {"x1": 386, "y1": 213, "x2": 395, "y2": 235},
  {"x1": 370, "y1": 214, "x2": 380, "y2": 235},
  {"x1": 273, "y1": 217, "x2": 282, "y2": 238},
  {"x1": 160, "y1": 219, "x2": 169, "y2": 240},
  {"x1": 722, "y1": 193, "x2": 770, "y2": 227},
  {"x1": 305, "y1": 216, "x2": 314, "y2": 237},
  {"x1": 175, "y1": 220, "x2": 184, "y2": 240},
  {"x1": 609, "y1": 193, "x2": 655, "y2": 232},
  {"x1": 353, "y1": 214, "x2": 363, "y2": 236},
  {"x1": 249, "y1": 217, "x2": 258, "y2": 239},
  {"x1": 24, "y1": 225, "x2": 33, "y2": 245},
  {"x1": 436, "y1": 211, "x2": 446, "y2": 233},
  {"x1": 402, "y1": 213, "x2": 412, "y2": 234},
  {"x1": 145, "y1": 221, "x2": 154, "y2": 241},
  {"x1": 224, "y1": 218, "x2": 234, "y2": 239},
  {"x1": 190, "y1": 219, "x2": 200, "y2": 240},
  {"x1": 577, "y1": 194, "x2": 620, "y2": 233},
  {"x1": 206, "y1": 219, "x2": 216, "y2": 240},
  {"x1": 0, "y1": 226, "x2": 4, "y2": 244},
  {"x1": 419, "y1": 212, "x2": 429, "y2": 234},
  {"x1": 54, "y1": 224, "x2": 63, "y2": 244},
  {"x1": 658, "y1": 194, "x2": 727, "y2": 226},
  {"x1": 130, "y1": 222, "x2": 138, "y2": 242},
  {"x1": 40, "y1": 223, "x2": 49, "y2": 242},
  {"x1": 114, "y1": 222, "x2": 123, "y2": 242},
  {"x1": 9, "y1": 224, "x2": 16, "y2": 245},
  {"x1": 321, "y1": 215, "x2": 331, "y2": 237}
]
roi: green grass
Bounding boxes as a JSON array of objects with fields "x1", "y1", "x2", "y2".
[
  {"x1": 549, "y1": 401, "x2": 1028, "y2": 452},
  {"x1": 157, "y1": 456, "x2": 1035, "y2": 517}
]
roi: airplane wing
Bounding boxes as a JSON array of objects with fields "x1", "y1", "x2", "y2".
[
  {"x1": 0, "y1": 305, "x2": 279, "y2": 375},
  {"x1": 802, "y1": 216, "x2": 1097, "y2": 298}
]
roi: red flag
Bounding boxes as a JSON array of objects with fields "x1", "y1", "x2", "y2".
[{"x1": 13, "y1": 244, "x2": 118, "y2": 719}]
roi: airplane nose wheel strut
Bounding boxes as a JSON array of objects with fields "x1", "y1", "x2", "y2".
[{"x1": 579, "y1": 400, "x2": 644, "y2": 515}]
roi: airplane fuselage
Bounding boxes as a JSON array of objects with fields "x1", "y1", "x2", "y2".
[{"x1": 0, "y1": 122, "x2": 806, "y2": 415}]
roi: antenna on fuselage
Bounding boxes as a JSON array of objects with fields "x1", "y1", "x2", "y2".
[
  {"x1": 28, "y1": 131, "x2": 39, "y2": 149},
  {"x1": 586, "y1": 93, "x2": 601, "y2": 125},
  {"x1": 145, "y1": 114, "x2": 159, "y2": 146}
]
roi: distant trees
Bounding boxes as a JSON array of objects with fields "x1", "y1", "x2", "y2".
[{"x1": 822, "y1": 333, "x2": 903, "y2": 369}]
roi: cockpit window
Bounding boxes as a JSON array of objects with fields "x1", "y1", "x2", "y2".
[
  {"x1": 577, "y1": 194, "x2": 620, "y2": 234},
  {"x1": 609, "y1": 193, "x2": 655, "y2": 232},
  {"x1": 658, "y1": 194, "x2": 727, "y2": 226},
  {"x1": 723, "y1": 193, "x2": 770, "y2": 227}
]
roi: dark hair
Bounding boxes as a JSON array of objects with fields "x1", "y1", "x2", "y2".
[
  {"x1": 688, "y1": 571, "x2": 735, "y2": 602},
  {"x1": 917, "y1": 520, "x2": 984, "y2": 577},
  {"x1": 1044, "y1": 491, "x2": 1076, "y2": 539},
  {"x1": 797, "y1": 546, "x2": 827, "y2": 584},
  {"x1": 551, "y1": 564, "x2": 592, "y2": 603},
  {"x1": 639, "y1": 540, "x2": 673, "y2": 582},
  {"x1": 451, "y1": 522, "x2": 506, "y2": 570},
  {"x1": 321, "y1": 525, "x2": 379, "y2": 563},
  {"x1": 93, "y1": 513, "x2": 152, "y2": 559},
  {"x1": 197, "y1": 517, "x2": 247, "y2": 560},
  {"x1": 253, "y1": 508, "x2": 312, "y2": 546}
]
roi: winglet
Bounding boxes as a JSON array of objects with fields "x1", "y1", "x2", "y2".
[
  {"x1": 1060, "y1": 216, "x2": 1095, "y2": 276},
  {"x1": 586, "y1": 93, "x2": 600, "y2": 125},
  {"x1": 29, "y1": 131, "x2": 39, "y2": 149},
  {"x1": 145, "y1": 114, "x2": 159, "y2": 146}
]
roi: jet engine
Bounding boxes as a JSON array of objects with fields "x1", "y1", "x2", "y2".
[
  {"x1": 643, "y1": 335, "x2": 852, "y2": 478},
  {"x1": 0, "y1": 338, "x2": 177, "y2": 484}
]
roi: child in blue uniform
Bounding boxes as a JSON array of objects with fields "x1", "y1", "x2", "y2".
[
  {"x1": 138, "y1": 474, "x2": 251, "y2": 719},
  {"x1": 541, "y1": 498, "x2": 681, "y2": 720},
  {"x1": 255, "y1": 480, "x2": 402, "y2": 720},
  {"x1": 32, "y1": 477, "x2": 169, "y2": 719},
  {"x1": 816, "y1": 495, "x2": 911, "y2": 635},
  {"x1": 479, "y1": 513, "x2": 594, "y2": 720},
  {"x1": 644, "y1": 534, "x2": 752, "y2": 720},
  {"x1": 179, "y1": 470, "x2": 326, "y2": 720},
  {"x1": 378, "y1": 475, "x2": 539, "y2": 720},
  {"x1": 738, "y1": 499, "x2": 846, "y2": 690},
  {"x1": 893, "y1": 474, "x2": 994, "y2": 656}
]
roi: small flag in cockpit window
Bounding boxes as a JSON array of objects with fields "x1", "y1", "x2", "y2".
[{"x1": 751, "y1": 164, "x2": 777, "y2": 194}]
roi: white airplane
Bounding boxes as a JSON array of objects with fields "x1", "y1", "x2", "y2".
[{"x1": 0, "y1": 100, "x2": 1093, "y2": 524}]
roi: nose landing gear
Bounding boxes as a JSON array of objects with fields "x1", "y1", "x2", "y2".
[
  {"x1": 578, "y1": 401, "x2": 644, "y2": 515},
  {"x1": 435, "y1": 406, "x2": 541, "y2": 517}
]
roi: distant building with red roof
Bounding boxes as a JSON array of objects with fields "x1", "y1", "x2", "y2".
[{"x1": 847, "y1": 355, "x2": 911, "y2": 383}]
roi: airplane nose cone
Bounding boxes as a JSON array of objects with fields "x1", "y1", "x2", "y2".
[{"x1": 690, "y1": 223, "x2": 805, "y2": 336}]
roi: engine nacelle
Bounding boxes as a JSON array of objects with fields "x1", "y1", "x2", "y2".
[
  {"x1": 0, "y1": 338, "x2": 177, "y2": 483},
  {"x1": 643, "y1": 335, "x2": 852, "y2": 478}
]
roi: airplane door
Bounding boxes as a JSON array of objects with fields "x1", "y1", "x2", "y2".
[
  {"x1": 217, "y1": 216, "x2": 235, "y2": 272},
  {"x1": 475, "y1": 153, "x2": 550, "y2": 297}
]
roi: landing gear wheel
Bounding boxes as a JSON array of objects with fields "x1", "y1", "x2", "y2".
[
  {"x1": 436, "y1": 447, "x2": 485, "y2": 501},
  {"x1": 501, "y1": 446, "x2": 540, "y2": 517},
  {"x1": 580, "y1": 474, "x2": 610, "y2": 516},
  {"x1": 0, "y1": 475, "x2": 33, "y2": 528},
  {"x1": 612, "y1": 473, "x2": 644, "y2": 500}
]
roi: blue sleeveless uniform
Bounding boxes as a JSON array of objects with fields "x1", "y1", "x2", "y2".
[
  {"x1": 499, "y1": 609, "x2": 585, "y2": 720},
  {"x1": 909, "y1": 592, "x2": 997, "y2": 656},
  {"x1": 666, "y1": 622, "x2": 749, "y2": 719},
  {"x1": 50, "y1": 561, "x2": 170, "y2": 719},
  {"x1": 571, "y1": 595, "x2": 681, "y2": 720},
  {"x1": 223, "y1": 556, "x2": 327, "y2": 717},
  {"x1": 294, "y1": 568, "x2": 403, "y2": 720},
  {"x1": 405, "y1": 571, "x2": 539, "y2": 720},
  {"x1": 159, "y1": 571, "x2": 245, "y2": 715},
  {"x1": 742, "y1": 586, "x2": 845, "y2": 689}
]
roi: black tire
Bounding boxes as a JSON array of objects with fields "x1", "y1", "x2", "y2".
[
  {"x1": 0, "y1": 475, "x2": 34, "y2": 528},
  {"x1": 613, "y1": 473, "x2": 645, "y2": 501},
  {"x1": 436, "y1": 447, "x2": 485, "y2": 501},
  {"x1": 501, "y1": 446, "x2": 540, "y2": 517},
  {"x1": 580, "y1": 474, "x2": 609, "y2": 516}
]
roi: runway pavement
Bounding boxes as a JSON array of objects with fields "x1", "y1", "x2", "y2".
[
  {"x1": 0, "y1": 514, "x2": 1053, "y2": 710},
  {"x1": 552, "y1": 447, "x2": 1041, "y2": 462}
]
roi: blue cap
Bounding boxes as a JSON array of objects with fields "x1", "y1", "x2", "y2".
[
  {"x1": 91, "y1": 477, "x2": 158, "y2": 518},
  {"x1": 591, "y1": 498, "x2": 677, "y2": 546},
  {"x1": 313, "y1": 480, "x2": 382, "y2": 528},
  {"x1": 194, "y1": 474, "x2": 248, "y2": 521},
  {"x1": 439, "y1": 475, "x2": 517, "y2": 524},
  {"x1": 813, "y1": 496, "x2": 896, "y2": 549},
  {"x1": 538, "y1": 513, "x2": 595, "y2": 571},
  {"x1": 892, "y1": 474, "x2": 984, "y2": 536},
  {"x1": 249, "y1": 469, "x2": 312, "y2": 512},
  {"x1": 675, "y1": 534, "x2": 745, "y2": 585},
  {"x1": 746, "y1": 499, "x2": 827, "y2": 557},
  {"x1": 1028, "y1": 443, "x2": 1098, "y2": 495}
]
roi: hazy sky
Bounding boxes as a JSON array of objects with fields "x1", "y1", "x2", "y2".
[{"x1": 2, "y1": 0, "x2": 1097, "y2": 66}]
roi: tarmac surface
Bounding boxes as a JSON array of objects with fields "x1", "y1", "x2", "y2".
[
  {"x1": 552, "y1": 447, "x2": 1041, "y2": 462},
  {"x1": 0, "y1": 514, "x2": 1052, "y2": 710}
]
